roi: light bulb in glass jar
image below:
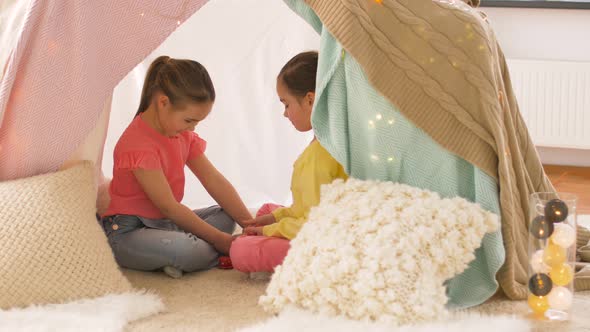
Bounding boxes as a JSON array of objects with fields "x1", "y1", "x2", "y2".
[
  {"x1": 551, "y1": 223, "x2": 576, "y2": 248},
  {"x1": 530, "y1": 215, "x2": 554, "y2": 239},
  {"x1": 528, "y1": 273, "x2": 553, "y2": 297},
  {"x1": 547, "y1": 286, "x2": 573, "y2": 311},
  {"x1": 545, "y1": 199, "x2": 569, "y2": 223},
  {"x1": 550, "y1": 264, "x2": 574, "y2": 286},
  {"x1": 528, "y1": 294, "x2": 549, "y2": 315},
  {"x1": 543, "y1": 242, "x2": 567, "y2": 267},
  {"x1": 530, "y1": 250, "x2": 550, "y2": 273}
]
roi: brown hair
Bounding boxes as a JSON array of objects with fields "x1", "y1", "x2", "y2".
[
  {"x1": 135, "y1": 56, "x2": 215, "y2": 116},
  {"x1": 277, "y1": 51, "x2": 318, "y2": 99}
]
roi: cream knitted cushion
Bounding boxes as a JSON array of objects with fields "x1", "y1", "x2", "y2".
[
  {"x1": 0, "y1": 162, "x2": 132, "y2": 309},
  {"x1": 260, "y1": 179, "x2": 499, "y2": 326}
]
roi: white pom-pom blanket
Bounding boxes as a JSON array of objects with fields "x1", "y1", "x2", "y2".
[{"x1": 260, "y1": 179, "x2": 499, "y2": 326}]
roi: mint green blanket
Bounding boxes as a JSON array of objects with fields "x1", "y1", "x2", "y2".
[{"x1": 284, "y1": 0, "x2": 505, "y2": 308}]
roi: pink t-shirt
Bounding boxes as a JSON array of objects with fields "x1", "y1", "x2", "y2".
[{"x1": 104, "y1": 115, "x2": 206, "y2": 219}]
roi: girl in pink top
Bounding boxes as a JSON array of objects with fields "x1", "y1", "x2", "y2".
[{"x1": 101, "y1": 56, "x2": 253, "y2": 278}]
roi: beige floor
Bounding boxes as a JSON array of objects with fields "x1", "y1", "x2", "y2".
[
  {"x1": 123, "y1": 267, "x2": 590, "y2": 332},
  {"x1": 125, "y1": 268, "x2": 270, "y2": 332}
]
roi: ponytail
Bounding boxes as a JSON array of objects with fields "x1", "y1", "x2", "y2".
[
  {"x1": 136, "y1": 56, "x2": 170, "y2": 116},
  {"x1": 135, "y1": 56, "x2": 215, "y2": 117}
]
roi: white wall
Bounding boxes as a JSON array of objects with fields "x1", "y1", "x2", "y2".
[
  {"x1": 482, "y1": 7, "x2": 590, "y2": 62},
  {"x1": 482, "y1": 7, "x2": 590, "y2": 166}
]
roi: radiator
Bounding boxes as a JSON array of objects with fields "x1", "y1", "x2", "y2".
[{"x1": 506, "y1": 59, "x2": 590, "y2": 149}]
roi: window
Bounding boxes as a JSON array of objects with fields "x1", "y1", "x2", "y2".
[{"x1": 481, "y1": 0, "x2": 590, "y2": 9}]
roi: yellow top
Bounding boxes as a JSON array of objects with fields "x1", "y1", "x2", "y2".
[{"x1": 263, "y1": 140, "x2": 348, "y2": 239}]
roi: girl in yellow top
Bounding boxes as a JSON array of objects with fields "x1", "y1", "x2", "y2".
[{"x1": 229, "y1": 51, "x2": 347, "y2": 273}]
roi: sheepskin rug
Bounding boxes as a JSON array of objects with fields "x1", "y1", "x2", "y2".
[
  {"x1": 260, "y1": 179, "x2": 499, "y2": 326},
  {"x1": 0, "y1": 291, "x2": 163, "y2": 332}
]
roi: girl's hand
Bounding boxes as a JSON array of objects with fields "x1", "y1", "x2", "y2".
[
  {"x1": 214, "y1": 233, "x2": 236, "y2": 255},
  {"x1": 240, "y1": 219, "x2": 258, "y2": 228},
  {"x1": 243, "y1": 226, "x2": 264, "y2": 236},
  {"x1": 240, "y1": 215, "x2": 275, "y2": 228},
  {"x1": 257, "y1": 214, "x2": 276, "y2": 226}
]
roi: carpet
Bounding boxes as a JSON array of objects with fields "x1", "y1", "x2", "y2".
[
  {"x1": 123, "y1": 268, "x2": 590, "y2": 332},
  {"x1": 2, "y1": 265, "x2": 589, "y2": 331},
  {"x1": 237, "y1": 306, "x2": 529, "y2": 332},
  {"x1": 3, "y1": 218, "x2": 589, "y2": 332}
]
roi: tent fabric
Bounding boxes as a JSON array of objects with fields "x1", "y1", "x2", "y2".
[{"x1": 0, "y1": 0, "x2": 209, "y2": 180}]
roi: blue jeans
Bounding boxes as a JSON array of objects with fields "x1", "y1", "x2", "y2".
[{"x1": 101, "y1": 206, "x2": 235, "y2": 273}]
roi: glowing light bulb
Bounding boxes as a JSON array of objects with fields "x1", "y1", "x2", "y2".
[
  {"x1": 528, "y1": 294, "x2": 549, "y2": 315},
  {"x1": 551, "y1": 223, "x2": 575, "y2": 248},
  {"x1": 543, "y1": 242, "x2": 567, "y2": 267},
  {"x1": 530, "y1": 250, "x2": 550, "y2": 274},
  {"x1": 528, "y1": 273, "x2": 552, "y2": 297},
  {"x1": 530, "y1": 215, "x2": 554, "y2": 239},
  {"x1": 545, "y1": 199, "x2": 569, "y2": 223},
  {"x1": 376, "y1": 113, "x2": 383, "y2": 120},
  {"x1": 550, "y1": 264, "x2": 573, "y2": 286},
  {"x1": 547, "y1": 286, "x2": 573, "y2": 311}
]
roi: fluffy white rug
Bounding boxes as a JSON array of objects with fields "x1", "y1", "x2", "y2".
[
  {"x1": 0, "y1": 291, "x2": 163, "y2": 332},
  {"x1": 237, "y1": 306, "x2": 529, "y2": 332}
]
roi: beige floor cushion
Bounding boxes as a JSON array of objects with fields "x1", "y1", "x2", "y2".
[{"x1": 0, "y1": 161, "x2": 132, "y2": 309}]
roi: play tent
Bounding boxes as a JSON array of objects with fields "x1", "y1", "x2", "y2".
[{"x1": 2, "y1": 0, "x2": 588, "y2": 316}]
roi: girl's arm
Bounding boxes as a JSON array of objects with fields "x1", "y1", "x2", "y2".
[
  {"x1": 133, "y1": 168, "x2": 234, "y2": 254},
  {"x1": 262, "y1": 216, "x2": 306, "y2": 239},
  {"x1": 242, "y1": 213, "x2": 276, "y2": 228},
  {"x1": 243, "y1": 216, "x2": 305, "y2": 239},
  {"x1": 187, "y1": 154, "x2": 253, "y2": 227}
]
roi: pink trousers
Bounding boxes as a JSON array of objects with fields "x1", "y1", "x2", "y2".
[
  {"x1": 230, "y1": 203, "x2": 290, "y2": 273},
  {"x1": 254, "y1": 203, "x2": 282, "y2": 217}
]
